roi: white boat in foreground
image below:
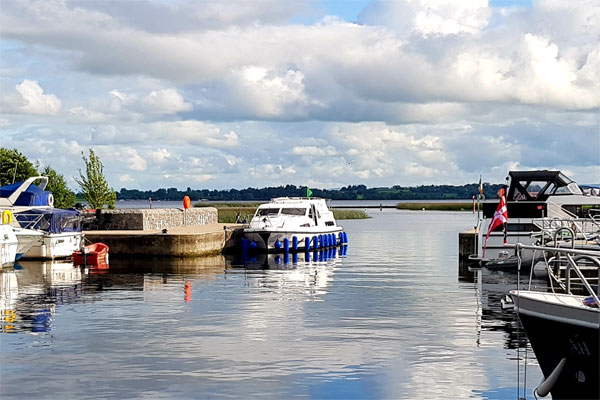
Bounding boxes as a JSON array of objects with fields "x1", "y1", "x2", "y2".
[
  {"x1": 243, "y1": 197, "x2": 347, "y2": 252},
  {"x1": 509, "y1": 244, "x2": 599, "y2": 399}
]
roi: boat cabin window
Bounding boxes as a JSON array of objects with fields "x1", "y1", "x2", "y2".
[
  {"x1": 280, "y1": 208, "x2": 307, "y2": 216},
  {"x1": 257, "y1": 208, "x2": 280, "y2": 216},
  {"x1": 555, "y1": 182, "x2": 583, "y2": 195},
  {"x1": 512, "y1": 180, "x2": 554, "y2": 201}
]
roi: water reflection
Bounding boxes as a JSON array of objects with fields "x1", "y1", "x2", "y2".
[
  {"x1": 225, "y1": 248, "x2": 347, "y2": 299},
  {"x1": 1, "y1": 260, "x2": 83, "y2": 334},
  {"x1": 1, "y1": 211, "x2": 549, "y2": 399}
]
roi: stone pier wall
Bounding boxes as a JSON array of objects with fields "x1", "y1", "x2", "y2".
[{"x1": 87, "y1": 208, "x2": 218, "y2": 231}]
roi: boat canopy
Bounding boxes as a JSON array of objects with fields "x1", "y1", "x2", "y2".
[
  {"x1": 507, "y1": 170, "x2": 582, "y2": 202},
  {"x1": 0, "y1": 180, "x2": 53, "y2": 206},
  {"x1": 14, "y1": 209, "x2": 82, "y2": 233}
]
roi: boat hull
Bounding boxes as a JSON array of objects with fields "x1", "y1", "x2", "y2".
[
  {"x1": 511, "y1": 291, "x2": 600, "y2": 399},
  {"x1": 243, "y1": 228, "x2": 344, "y2": 252},
  {"x1": 18, "y1": 231, "x2": 83, "y2": 259},
  {"x1": 1, "y1": 225, "x2": 18, "y2": 267}
]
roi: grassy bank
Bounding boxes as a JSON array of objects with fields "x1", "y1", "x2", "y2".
[
  {"x1": 333, "y1": 209, "x2": 370, "y2": 220},
  {"x1": 396, "y1": 202, "x2": 472, "y2": 211},
  {"x1": 196, "y1": 203, "x2": 370, "y2": 223}
]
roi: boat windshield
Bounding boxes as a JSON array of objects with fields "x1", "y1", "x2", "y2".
[
  {"x1": 257, "y1": 208, "x2": 280, "y2": 216},
  {"x1": 280, "y1": 208, "x2": 306, "y2": 216},
  {"x1": 555, "y1": 182, "x2": 583, "y2": 195}
]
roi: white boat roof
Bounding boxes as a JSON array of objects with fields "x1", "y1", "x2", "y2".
[
  {"x1": 0, "y1": 176, "x2": 49, "y2": 208},
  {"x1": 259, "y1": 197, "x2": 328, "y2": 206}
]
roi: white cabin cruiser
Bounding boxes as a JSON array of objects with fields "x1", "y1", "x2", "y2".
[
  {"x1": 475, "y1": 170, "x2": 600, "y2": 265},
  {"x1": 0, "y1": 223, "x2": 18, "y2": 267},
  {"x1": 0, "y1": 177, "x2": 83, "y2": 260},
  {"x1": 243, "y1": 197, "x2": 347, "y2": 252}
]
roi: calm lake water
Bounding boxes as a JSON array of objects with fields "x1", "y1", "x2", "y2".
[{"x1": 0, "y1": 209, "x2": 546, "y2": 399}]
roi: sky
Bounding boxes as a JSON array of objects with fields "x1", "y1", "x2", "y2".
[{"x1": 0, "y1": 0, "x2": 598, "y2": 191}]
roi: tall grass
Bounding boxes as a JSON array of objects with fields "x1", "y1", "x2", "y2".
[
  {"x1": 396, "y1": 202, "x2": 472, "y2": 211},
  {"x1": 216, "y1": 208, "x2": 258, "y2": 223},
  {"x1": 333, "y1": 209, "x2": 370, "y2": 219}
]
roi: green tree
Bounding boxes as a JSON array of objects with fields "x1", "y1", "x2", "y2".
[
  {"x1": 0, "y1": 148, "x2": 39, "y2": 186},
  {"x1": 40, "y1": 165, "x2": 77, "y2": 209},
  {"x1": 75, "y1": 149, "x2": 116, "y2": 209}
]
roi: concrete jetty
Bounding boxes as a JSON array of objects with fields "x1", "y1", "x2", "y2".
[
  {"x1": 82, "y1": 208, "x2": 243, "y2": 258},
  {"x1": 84, "y1": 223, "x2": 244, "y2": 258}
]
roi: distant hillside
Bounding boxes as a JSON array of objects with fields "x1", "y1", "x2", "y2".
[{"x1": 117, "y1": 183, "x2": 504, "y2": 201}]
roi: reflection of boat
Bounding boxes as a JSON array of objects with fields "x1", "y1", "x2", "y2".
[
  {"x1": 239, "y1": 245, "x2": 348, "y2": 269},
  {"x1": 1, "y1": 260, "x2": 83, "y2": 333},
  {"x1": 470, "y1": 170, "x2": 600, "y2": 266},
  {"x1": 510, "y1": 244, "x2": 599, "y2": 399},
  {"x1": 243, "y1": 197, "x2": 347, "y2": 252},
  {"x1": 229, "y1": 247, "x2": 345, "y2": 296},
  {"x1": 0, "y1": 177, "x2": 84, "y2": 259},
  {"x1": 73, "y1": 242, "x2": 109, "y2": 267}
]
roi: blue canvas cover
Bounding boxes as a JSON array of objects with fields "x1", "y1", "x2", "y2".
[
  {"x1": 0, "y1": 181, "x2": 52, "y2": 206},
  {"x1": 15, "y1": 208, "x2": 82, "y2": 233}
]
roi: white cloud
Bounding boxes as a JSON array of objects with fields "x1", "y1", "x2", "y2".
[
  {"x1": 149, "y1": 121, "x2": 239, "y2": 148},
  {"x1": 1, "y1": 1, "x2": 599, "y2": 190},
  {"x1": 142, "y1": 88, "x2": 192, "y2": 114},
  {"x1": 119, "y1": 174, "x2": 134, "y2": 183},
  {"x1": 225, "y1": 66, "x2": 312, "y2": 118},
  {"x1": 150, "y1": 148, "x2": 172, "y2": 163},
  {"x1": 359, "y1": 0, "x2": 490, "y2": 37},
  {"x1": 292, "y1": 146, "x2": 337, "y2": 156},
  {"x1": 15, "y1": 80, "x2": 61, "y2": 115}
]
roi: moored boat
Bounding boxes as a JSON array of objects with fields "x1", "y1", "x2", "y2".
[
  {"x1": 509, "y1": 244, "x2": 600, "y2": 399},
  {"x1": 0, "y1": 177, "x2": 84, "y2": 260},
  {"x1": 0, "y1": 223, "x2": 18, "y2": 267},
  {"x1": 242, "y1": 197, "x2": 348, "y2": 252},
  {"x1": 471, "y1": 170, "x2": 600, "y2": 266}
]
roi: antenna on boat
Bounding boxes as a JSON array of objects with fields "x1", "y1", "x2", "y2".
[{"x1": 12, "y1": 160, "x2": 19, "y2": 184}]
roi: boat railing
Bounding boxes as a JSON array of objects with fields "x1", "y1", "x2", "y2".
[
  {"x1": 13, "y1": 211, "x2": 83, "y2": 232},
  {"x1": 532, "y1": 217, "x2": 599, "y2": 243},
  {"x1": 513, "y1": 243, "x2": 600, "y2": 303},
  {"x1": 13, "y1": 212, "x2": 47, "y2": 230},
  {"x1": 589, "y1": 208, "x2": 600, "y2": 228}
]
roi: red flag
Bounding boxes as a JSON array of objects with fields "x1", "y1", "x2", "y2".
[{"x1": 483, "y1": 188, "x2": 508, "y2": 257}]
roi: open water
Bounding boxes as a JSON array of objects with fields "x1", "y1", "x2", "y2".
[{"x1": 0, "y1": 209, "x2": 546, "y2": 399}]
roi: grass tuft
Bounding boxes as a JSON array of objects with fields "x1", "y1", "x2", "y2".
[{"x1": 396, "y1": 202, "x2": 471, "y2": 211}]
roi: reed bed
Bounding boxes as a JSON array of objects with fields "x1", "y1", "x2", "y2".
[
  {"x1": 216, "y1": 207, "x2": 257, "y2": 223},
  {"x1": 333, "y1": 209, "x2": 370, "y2": 219},
  {"x1": 395, "y1": 202, "x2": 472, "y2": 211}
]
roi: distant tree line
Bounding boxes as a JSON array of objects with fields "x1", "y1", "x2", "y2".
[{"x1": 118, "y1": 183, "x2": 504, "y2": 202}]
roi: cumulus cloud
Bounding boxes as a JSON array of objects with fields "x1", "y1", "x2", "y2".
[
  {"x1": 151, "y1": 148, "x2": 172, "y2": 163},
  {"x1": 1, "y1": 0, "x2": 599, "y2": 189},
  {"x1": 359, "y1": 0, "x2": 491, "y2": 37},
  {"x1": 15, "y1": 80, "x2": 61, "y2": 115},
  {"x1": 149, "y1": 121, "x2": 239, "y2": 148},
  {"x1": 142, "y1": 88, "x2": 192, "y2": 114},
  {"x1": 292, "y1": 145, "x2": 337, "y2": 156}
]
